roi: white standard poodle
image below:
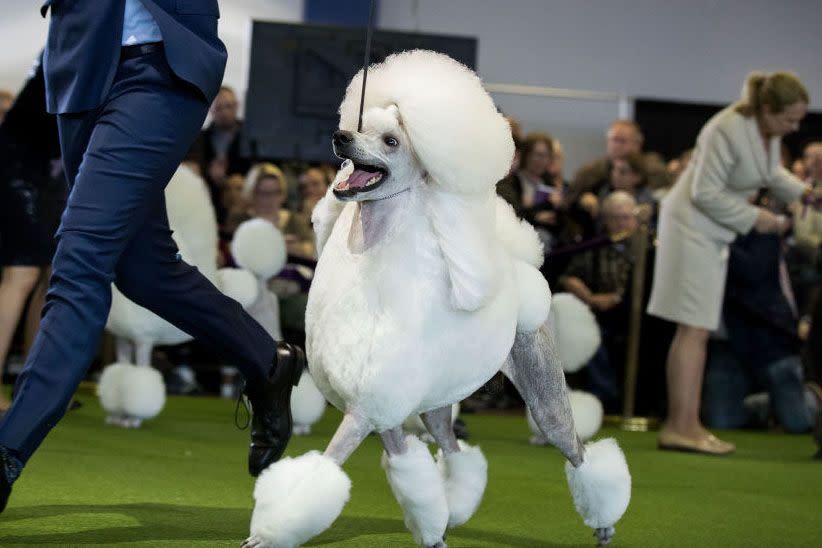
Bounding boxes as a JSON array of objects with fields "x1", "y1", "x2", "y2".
[{"x1": 245, "y1": 50, "x2": 631, "y2": 548}]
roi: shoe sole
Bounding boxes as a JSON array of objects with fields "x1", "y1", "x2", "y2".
[{"x1": 657, "y1": 442, "x2": 735, "y2": 456}]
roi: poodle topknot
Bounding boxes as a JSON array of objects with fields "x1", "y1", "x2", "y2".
[{"x1": 338, "y1": 49, "x2": 514, "y2": 196}]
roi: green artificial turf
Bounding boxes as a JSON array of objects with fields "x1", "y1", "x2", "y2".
[{"x1": 0, "y1": 394, "x2": 820, "y2": 547}]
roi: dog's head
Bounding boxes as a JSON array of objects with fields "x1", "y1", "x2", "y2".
[{"x1": 331, "y1": 105, "x2": 424, "y2": 202}]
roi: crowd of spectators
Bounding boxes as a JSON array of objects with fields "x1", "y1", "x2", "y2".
[{"x1": 1, "y1": 72, "x2": 820, "y2": 446}]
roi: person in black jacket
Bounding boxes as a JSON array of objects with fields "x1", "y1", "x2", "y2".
[
  {"x1": 0, "y1": 54, "x2": 65, "y2": 413},
  {"x1": 703, "y1": 228, "x2": 819, "y2": 433}
]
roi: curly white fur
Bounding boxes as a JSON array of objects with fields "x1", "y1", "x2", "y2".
[
  {"x1": 514, "y1": 261, "x2": 552, "y2": 334},
  {"x1": 339, "y1": 50, "x2": 514, "y2": 196},
  {"x1": 436, "y1": 441, "x2": 488, "y2": 528},
  {"x1": 565, "y1": 438, "x2": 631, "y2": 530},
  {"x1": 382, "y1": 435, "x2": 449, "y2": 546},
  {"x1": 495, "y1": 197, "x2": 544, "y2": 268},
  {"x1": 250, "y1": 451, "x2": 351, "y2": 548}
]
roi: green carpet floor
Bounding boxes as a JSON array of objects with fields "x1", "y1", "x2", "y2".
[{"x1": 0, "y1": 394, "x2": 820, "y2": 547}]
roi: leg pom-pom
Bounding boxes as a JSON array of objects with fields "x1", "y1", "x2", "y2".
[
  {"x1": 248, "y1": 451, "x2": 351, "y2": 548},
  {"x1": 382, "y1": 435, "x2": 448, "y2": 546},
  {"x1": 565, "y1": 438, "x2": 631, "y2": 544},
  {"x1": 436, "y1": 441, "x2": 488, "y2": 527}
]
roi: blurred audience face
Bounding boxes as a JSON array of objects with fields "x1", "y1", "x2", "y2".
[
  {"x1": 606, "y1": 122, "x2": 642, "y2": 161},
  {"x1": 548, "y1": 141, "x2": 564, "y2": 182},
  {"x1": 299, "y1": 168, "x2": 328, "y2": 203},
  {"x1": 760, "y1": 101, "x2": 807, "y2": 138},
  {"x1": 211, "y1": 87, "x2": 239, "y2": 131},
  {"x1": 602, "y1": 192, "x2": 638, "y2": 236},
  {"x1": 523, "y1": 139, "x2": 552, "y2": 178},
  {"x1": 252, "y1": 175, "x2": 285, "y2": 218},
  {"x1": 791, "y1": 159, "x2": 806, "y2": 179},
  {"x1": 0, "y1": 90, "x2": 13, "y2": 124},
  {"x1": 221, "y1": 174, "x2": 246, "y2": 211},
  {"x1": 610, "y1": 158, "x2": 642, "y2": 191},
  {"x1": 804, "y1": 143, "x2": 822, "y2": 181}
]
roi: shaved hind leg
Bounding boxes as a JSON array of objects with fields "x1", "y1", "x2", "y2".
[
  {"x1": 422, "y1": 406, "x2": 460, "y2": 455},
  {"x1": 503, "y1": 323, "x2": 584, "y2": 466}
]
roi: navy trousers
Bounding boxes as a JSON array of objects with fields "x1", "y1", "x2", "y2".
[{"x1": 0, "y1": 46, "x2": 276, "y2": 464}]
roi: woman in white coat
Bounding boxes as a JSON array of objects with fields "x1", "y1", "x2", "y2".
[{"x1": 648, "y1": 72, "x2": 814, "y2": 455}]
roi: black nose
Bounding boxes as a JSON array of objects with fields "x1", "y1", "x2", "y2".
[{"x1": 333, "y1": 130, "x2": 354, "y2": 147}]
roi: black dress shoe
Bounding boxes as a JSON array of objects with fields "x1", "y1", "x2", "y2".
[{"x1": 246, "y1": 342, "x2": 306, "y2": 477}]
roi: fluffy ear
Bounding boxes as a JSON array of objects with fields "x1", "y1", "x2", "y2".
[
  {"x1": 312, "y1": 169, "x2": 350, "y2": 257},
  {"x1": 426, "y1": 189, "x2": 499, "y2": 311}
]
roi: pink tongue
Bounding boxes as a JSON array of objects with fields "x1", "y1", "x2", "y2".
[{"x1": 347, "y1": 169, "x2": 375, "y2": 189}]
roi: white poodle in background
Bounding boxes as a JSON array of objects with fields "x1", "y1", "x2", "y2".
[
  {"x1": 99, "y1": 164, "x2": 259, "y2": 428},
  {"x1": 245, "y1": 50, "x2": 631, "y2": 548},
  {"x1": 231, "y1": 218, "x2": 327, "y2": 435}
]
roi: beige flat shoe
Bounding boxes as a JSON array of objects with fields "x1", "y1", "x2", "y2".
[{"x1": 658, "y1": 429, "x2": 736, "y2": 456}]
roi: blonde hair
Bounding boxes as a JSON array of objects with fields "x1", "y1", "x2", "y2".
[
  {"x1": 736, "y1": 71, "x2": 809, "y2": 117},
  {"x1": 243, "y1": 162, "x2": 287, "y2": 199}
]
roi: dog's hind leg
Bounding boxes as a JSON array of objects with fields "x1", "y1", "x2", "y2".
[
  {"x1": 115, "y1": 337, "x2": 134, "y2": 363},
  {"x1": 503, "y1": 322, "x2": 631, "y2": 547},
  {"x1": 503, "y1": 325, "x2": 584, "y2": 465},
  {"x1": 422, "y1": 407, "x2": 488, "y2": 529},
  {"x1": 243, "y1": 412, "x2": 371, "y2": 548},
  {"x1": 380, "y1": 426, "x2": 448, "y2": 548}
]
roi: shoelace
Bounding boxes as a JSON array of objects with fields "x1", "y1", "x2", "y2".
[{"x1": 234, "y1": 382, "x2": 252, "y2": 430}]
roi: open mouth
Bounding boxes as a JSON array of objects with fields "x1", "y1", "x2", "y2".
[{"x1": 333, "y1": 160, "x2": 388, "y2": 198}]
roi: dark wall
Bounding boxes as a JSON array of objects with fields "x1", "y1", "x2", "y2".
[
  {"x1": 635, "y1": 98, "x2": 822, "y2": 162},
  {"x1": 242, "y1": 21, "x2": 476, "y2": 163}
]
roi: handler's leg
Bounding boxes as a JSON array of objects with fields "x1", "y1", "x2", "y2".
[
  {"x1": 114, "y1": 194, "x2": 275, "y2": 383},
  {"x1": 0, "y1": 50, "x2": 213, "y2": 480}
]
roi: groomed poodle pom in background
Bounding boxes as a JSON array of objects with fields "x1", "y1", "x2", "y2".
[
  {"x1": 122, "y1": 365, "x2": 166, "y2": 420},
  {"x1": 290, "y1": 372, "x2": 326, "y2": 435},
  {"x1": 216, "y1": 267, "x2": 259, "y2": 309},
  {"x1": 98, "y1": 362, "x2": 166, "y2": 426},
  {"x1": 231, "y1": 218, "x2": 287, "y2": 280},
  {"x1": 549, "y1": 293, "x2": 602, "y2": 373},
  {"x1": 338, "y1": 50, "x2": 514, "y2": 195},
  {"x1": 528, "y1": 390, "x2": 604, "y2": 443},
  {"x1": 98, "y1": 362, "x2": 131, "y2": 418}
]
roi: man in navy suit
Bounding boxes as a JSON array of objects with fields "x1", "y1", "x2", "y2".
[{"x1": 0, "y1": 0, "x2": 305, "y2": 512}]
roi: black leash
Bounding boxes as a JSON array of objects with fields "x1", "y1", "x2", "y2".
[{"x1": 357, "y1": 0, "x2": 377, "y2": 132}]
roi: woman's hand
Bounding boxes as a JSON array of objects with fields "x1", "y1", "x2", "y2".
[{"x1": 754, "y1": 208, "x2": 790, "y2": 235}]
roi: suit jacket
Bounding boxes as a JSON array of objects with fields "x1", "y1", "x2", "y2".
[
  {"x1": 661, "y1": 103, "x2": 806, "y2": 243},
  {"x1": 40, "y1": 0, "x2": 227, "y2": 114}
]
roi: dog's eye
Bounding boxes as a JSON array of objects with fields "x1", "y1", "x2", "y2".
[{"x1": 384, "y1": 136, "x2": 399, "y2": 147}]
